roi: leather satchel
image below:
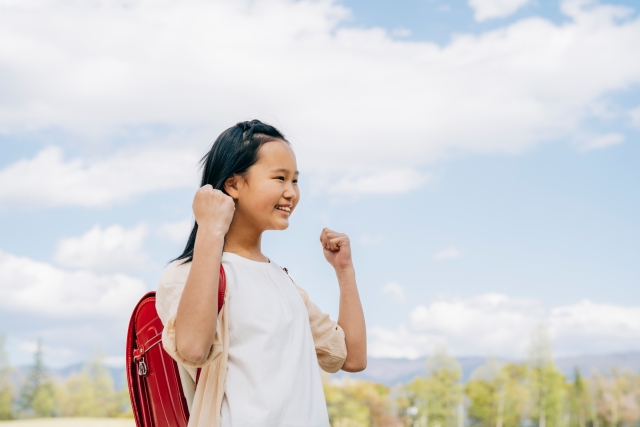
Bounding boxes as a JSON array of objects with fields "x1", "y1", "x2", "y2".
[{"x1": 126, "y1": 264, "x2": 226, "y2": 427}]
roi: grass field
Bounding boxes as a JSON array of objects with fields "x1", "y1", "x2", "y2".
[{"x1": 0, "y1": 419, "x2": 135, "y2": 427}]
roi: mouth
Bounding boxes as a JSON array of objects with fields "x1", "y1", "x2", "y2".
[{"x1": 275, "y1": 205, "x2": 292, "y2": 216}]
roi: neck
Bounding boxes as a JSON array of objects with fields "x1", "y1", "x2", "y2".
[{"x1": 223, "y1": 213, "x2": 266, "y2": 262}]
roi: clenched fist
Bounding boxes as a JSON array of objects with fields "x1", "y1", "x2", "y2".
[
  {"x1": 192, "y1": 185, "x2": 235, "y2": 236},
  {"x1": 320, "y1": 228, "x2": 353, "y2": 271}
]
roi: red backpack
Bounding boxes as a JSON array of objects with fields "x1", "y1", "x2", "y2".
[{"x1": 126, "y1": 264, "x2": 226, "y2": 427}]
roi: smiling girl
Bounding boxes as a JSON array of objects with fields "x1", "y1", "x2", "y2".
[{"x1": 155, "y1": 120, "x2": 367, "y2": 427}]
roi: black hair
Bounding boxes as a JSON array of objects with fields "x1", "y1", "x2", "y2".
[{"x1": 173, "y1": 119, "x2": 288, "y2": 263}]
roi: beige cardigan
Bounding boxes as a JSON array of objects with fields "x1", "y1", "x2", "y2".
[{"x1": 156, "y1": 259, "x2": 348, "y2": 427}]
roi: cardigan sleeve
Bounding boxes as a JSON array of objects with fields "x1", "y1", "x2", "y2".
[
  {"x1": 156, "y1": 260, "x2": 223, "y2": 368},
  {"x1": 295, "y1": 284, "x2": 347, "y2": 373}
]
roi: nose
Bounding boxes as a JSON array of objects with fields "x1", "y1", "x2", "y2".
[{"x1": 283, "y1": 181, "x2": 297, "y2": 201}]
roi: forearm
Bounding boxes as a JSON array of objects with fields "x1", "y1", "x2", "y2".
[
  {"x1": 174, "y1": 226, "x2": 224, "y2": 364},
  {"x1": 336, "y1": 265, "x2": 367, "y2": 372}
]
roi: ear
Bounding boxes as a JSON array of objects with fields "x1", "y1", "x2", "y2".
[{"x1": 224, "y1": 175, "x2": 241, "y2": 199}]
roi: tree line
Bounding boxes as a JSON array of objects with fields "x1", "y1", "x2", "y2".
[
  {"x1": 0, "y1": 336, "x2": 130, "y2": 419},
  {"x1": 1, "y1": 328, "x2": 638, "y2": 425},
  {"x1": 324, "y1": 327, "x2": 640, "y2": 427}
]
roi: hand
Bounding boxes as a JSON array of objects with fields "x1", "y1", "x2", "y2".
[
  {"x1": 192, "y1": 185, "x2": 235, "y2": 236},
  {"x1": 320, "y1": 228, "x2": 353, "y2": 271}
]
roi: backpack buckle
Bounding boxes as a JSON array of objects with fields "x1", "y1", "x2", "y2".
[{"x1": 138, "y1": 357, "x2": 148, "y2": 376}]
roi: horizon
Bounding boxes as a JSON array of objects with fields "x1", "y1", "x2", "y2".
[{"x1": 9, "y1": 349, "x2": 640, "y2": 370}]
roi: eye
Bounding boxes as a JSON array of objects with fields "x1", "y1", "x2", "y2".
[
  {"x1": 293, "y1": 179, "x2": 298, "y2": 184},
  {"x1": 276, "y1": 176, "x2": 285, "y2": 181}
]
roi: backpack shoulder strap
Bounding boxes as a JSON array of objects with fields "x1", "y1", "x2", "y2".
[{"x1": 217, "y1": 263, "x2": 226, "y2": 314}]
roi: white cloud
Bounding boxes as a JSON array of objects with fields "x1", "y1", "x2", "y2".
[
  {"x1": 0, "y1": 0, "x2": 637, "y2": 197},
  {"x1": 54, "y1": 224, "x2": 149, "y2": 273},
  {"x1": 331, "y1": 169, "x2": 431, "y2": 195},
  {"x1": 579, "y1": 132, "x2": 625, "y2": 151},
  {"x1": 468, "y1": 0, "x2": 532, "y2": 21},
  {"x1": 549, "y1": 300, "x2": 640, "y2": 348},
  {"x1": 0, "y1": 146, "x2": 199, "y2": 208},
  {"x1": 158, "y1": 219, "x2": 193, "y2": 244},
  {"x1": 382, "y1": 282, "x2": 406, "y2": 304},
  {"x1": 369, "y1": 293, "x2": 640, "y2": 359},
  {"x1": 433, "y1": 247, "x2": 462, "y2": 260},
  {"x1": 0, "y1": 250, "x2": 146, "y2": 319},
  {"x1": 368, "y1": 324, "x2": 431, "y2": 359}
]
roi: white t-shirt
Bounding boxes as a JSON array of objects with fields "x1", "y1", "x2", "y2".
[{"x1": 219, "y1": 251, "x2": 330, "y2": 427}]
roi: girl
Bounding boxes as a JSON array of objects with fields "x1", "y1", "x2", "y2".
[{"x1": 156, "y1": 120, "x2": 367, "y2": 427}]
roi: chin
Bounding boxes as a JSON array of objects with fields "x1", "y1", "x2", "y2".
[{"x1": 272, "y1": 220, "x2": 290, "y2": 231}]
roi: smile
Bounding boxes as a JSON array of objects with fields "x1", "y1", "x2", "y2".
[{"x1": 275, "y1": 205, "x2": 291, "y2": 214}]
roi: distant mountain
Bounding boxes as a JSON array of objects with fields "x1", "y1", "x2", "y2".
[
  {"x1": 554, "y1": 352, "x2": 640, "y2": 378},
  {"x1": 331, "y1": 356, "x2": 496, "y2": 385},
  {"x1": 12, "y1": 351, "x2": 639, "y2": 390},
  {"x1": 11, "y1": 363, "x2": 127, "y2": 391},
  {"x1": 331, "y1": 352, "x2": 640, "y2": 386}
]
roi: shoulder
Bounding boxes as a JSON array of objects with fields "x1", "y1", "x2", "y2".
[
  {"x1": 159, "y1": 259, "x2": 192, "y2": 288},
  {"x1": 156, "y1": 259, "x2": 192, "y2": 322},
  {"x1": 271, "y1": 262, "x2": 310, "y2": 304},
  {"x1": 156, "y1": 259, "x2": 191, "y2": 301},
  {"x1": 288, "y1": 275, "x2": 310, "y2": 304}
]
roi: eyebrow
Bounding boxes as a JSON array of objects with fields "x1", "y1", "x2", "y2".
[{"x1": 272, "y1": 168, "x2": 300, "y2": 175}]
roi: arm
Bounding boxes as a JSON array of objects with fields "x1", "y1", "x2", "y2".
[
  {"x1": 174, "y1": 185, "x2": 234, "y2": 364},
  {"x1": 320, "y1": 228, "x2": 367, "y2": 372}
]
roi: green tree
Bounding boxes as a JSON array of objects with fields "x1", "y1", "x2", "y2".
[
  {"x1": 465, "y1": 358, "x2": 502, "y2": 427},
  {"x1": 405, "y1": 348, "x2": 463, "y2": 427},
  {"x1": 567, "y1": 368, "x2": 590, "y2": 427},
  {"x1": 58, "y1": 349, "x2": 127, "y2": 417},
  {"x1": 466, "y1": 377, "x2": 497, "y2": 427},
  {"x1": 403, "y1": 376, "x2": 429, "y2": 426},
  {"x1": 323, "y1": 374, "x2": 398, "y2": 427},
  {"x1": 324, "y1": 378, "x2": 369, "y2": 426},
  {"x1": 498, "y1": 363, "x2": 529, "y2": 427},
  {"x1": 0, "y1": 336, "x2": 15, "y2": 420},
  {"x1": 18, "y1": 339, "x2": 56, "y2": 417},
  {"x1": 466, "y1": 361, "x2": 529, "y2": 427},
  {"x1": 527, "y1": 326, "x2": 565, "y2": 427},
  {"x1": 589, "y1": 372, "x2": 603, "y2": 427},
  {"x1": 611, "y1": 369, "x2": 640, "y2": 426}
]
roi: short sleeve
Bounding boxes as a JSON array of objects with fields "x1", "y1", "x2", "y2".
[
  {"x1": 156, "y1": 260, "x2": 222, "y2": 368},
  {"x1": 295, "y1": 285, "x2": 347, "y2": 373}
]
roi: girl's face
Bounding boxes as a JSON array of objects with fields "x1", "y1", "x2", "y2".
[{"x1": 229, "y1": 139, "x2": 300, "y2": 232}]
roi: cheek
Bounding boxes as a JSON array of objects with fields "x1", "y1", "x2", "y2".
[
  {"x1": 294, "y1": 188, "x2": 301, "y2": 206},
  {"x1": 250, "y1": 184, "x2": 280, "y2": 210}
]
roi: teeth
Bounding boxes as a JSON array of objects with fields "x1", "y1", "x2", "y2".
[{"x1": 276, "y1": 206, "x2": 291, "y2": 212}]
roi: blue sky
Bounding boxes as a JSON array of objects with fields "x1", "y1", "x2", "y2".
[
  {"x1": 0, "y1": 0, "x2": 639, "y2": 367},
  {"x1": 341, "y1": 0, "x2": 640, "y2": 43}
]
